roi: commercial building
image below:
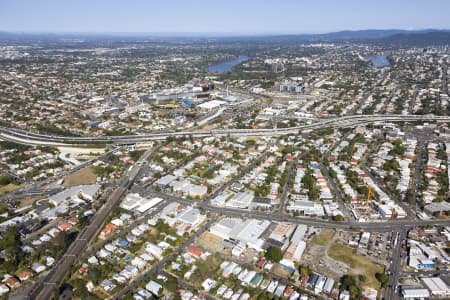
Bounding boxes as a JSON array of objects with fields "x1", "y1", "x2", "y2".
[
  {"x1": 210, "y1": 218, "x2": 270, "y2": 251},
  {"x1": 49, "y1": 184, "x2": 101, "y2": 206},
  {"x1": 120, "y1": 193, "x2": 163, "y2": 213},
  {"x1": 424, "y1": 202, "x2": 450, "y2": 217},
  {"x1": 286, "y1": 200, "x2": 325, "y2": 216},
  {"x1": 225, "y1": 191, "x2": 255, "y2": 209},
  {"x1": 421, "y1": 277, "x2": 450, "y2": 297},
  {"x1": 198, "y1": 100, "x2": 226, "y2": 111},
  {"x1": 400, "y1": 286, "x2": 430, "y2": 299}
]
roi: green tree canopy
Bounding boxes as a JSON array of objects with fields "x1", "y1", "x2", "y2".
[{"x1": 265, "y1": 246, "x2": 283, "y2": 262}]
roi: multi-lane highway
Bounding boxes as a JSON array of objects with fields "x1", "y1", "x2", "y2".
[
  {"x1": 385, "y1": 230, "x2": 406, "y2": 300},
  {"x1": 1, "y1": 114, "x2": 449, "y2": 146}
]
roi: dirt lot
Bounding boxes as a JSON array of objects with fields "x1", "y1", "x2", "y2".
[
  {"x1": 303, "y1": 229, "x2": 347, "y2": 279},
  {"x1": 0, "y1": 183, "x2": 23, "y2": 196},
  {"x1": 196, "y1": 232, "x2": 230, "y2": 254},
  {"x1": 310, "y1": 228, "x2": 335, "y2": 246},
  {"x1": 63, "y1": 166, "x2": 97, "y2": 186},
  {"x1": 17, "y1": 195, "x2": 47, "y2": 208},
  {"x1": 271, "y1": 263, "x2": 293, "y2": 279},
  {"x1": 303, "y1": 229, "x2": 384, "y2": 289},
  {"x1": 328, "y1": 243, "x2": 384, "y2": 288}
]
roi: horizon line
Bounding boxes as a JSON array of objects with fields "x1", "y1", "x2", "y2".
[{"x1": 1, "y1": 28, "x2": 450, "y2": 37}]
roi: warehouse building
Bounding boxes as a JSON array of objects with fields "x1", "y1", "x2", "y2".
[{"x1": 421, "y1": 277, "x2": 450, "y2": 297}]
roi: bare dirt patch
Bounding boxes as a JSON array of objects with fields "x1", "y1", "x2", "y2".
[
  {"x1": 0, "y1": 183, "x2": 23, "y2": 196},
  {"x1": 17, "y1": 195, "x2": 47, "y2": 208},
  {"x1": 327, "y1": 243, "x2": 384, "y2": 288},
  {"x1": 196, "y1": 232, "x2": 230, "y2": 255},
  {"x1": 63, "y1": 166, "x2": 97, "y2": 186}
]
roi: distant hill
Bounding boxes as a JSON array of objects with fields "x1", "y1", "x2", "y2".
[
  {"x1": 219, "y1": 29, "x2": 450, "y2": 46},
  {"x1": 313, "y1": 29, "x2": 410, "y2": 40},
  {"x1": 372, "y1": 31, "x2": 450, "y2": 46},
  {"x1": 0, "y1": 29, "x2": 450, "y2": 46}
]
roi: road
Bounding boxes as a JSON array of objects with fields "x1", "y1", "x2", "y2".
[
  {"x1": 278, "y1": 161, "x2": 294, "y2": 213},
  {"x1": 411, "y1": 139, "x2": 425, "y2": 215},
  {"x1": 139, "y1": 188, "x2": 450, "y2": 232},
  {"x1": 385, "y1": 230, "x2": 406, "y2": 300},
  {"x1": 319, "y1": 161, "x2": 352, "y2": 220},
  {"x1": 1, "y1": 114, "x2": 450, "y2": 146},
  {"x1": 31, "y1": 147, "x2": 154, "y2": 300}
]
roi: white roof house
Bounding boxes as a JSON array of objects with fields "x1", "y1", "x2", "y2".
[
  {"x1": 31, "y1": 262, "x2": 46, "y2": 274},
  {"x1": 201, "y1": 278, "x2": 217, "y2": 292},
  {"x1": 0, "y1": 284, "x2": 9, "y2": 296},
  {"x1": 145, "y1": 243, "x2": 163, "y2": 259}
]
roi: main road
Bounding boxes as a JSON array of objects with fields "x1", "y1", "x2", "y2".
[
  {"x1": 30, "y1": 147, "x2": 155, "y2": 300},
  {"x1": 1, "y1": 114, "x2": 449, "y2": 146}
]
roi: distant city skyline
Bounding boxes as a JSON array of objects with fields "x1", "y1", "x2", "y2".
[{"x1": 1, "y1": 0, "x2": 450, "y2": 34}]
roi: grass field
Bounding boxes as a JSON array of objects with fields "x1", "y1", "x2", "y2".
[
  {"x1": 310, "y1": 229, "x2": 335, "y2": 246},
  {"x1": 17, "y1": 195, "x2": 46, "y2": 208},
  {"x1": 63, "y1": 166, "x2": 97, "y2": 186},
  {"x1": 0, "y1": 183, "x2": 23, "y2": 196},
  {"x1": 328, "y1": 243, "x2": 383, "y2": 288}
]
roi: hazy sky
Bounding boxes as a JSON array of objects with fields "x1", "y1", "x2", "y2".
[{"x1": 1, "y1": 0, "x2": 450, "y2": 34}]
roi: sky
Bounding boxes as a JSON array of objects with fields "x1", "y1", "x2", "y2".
[{"x1": 1, "y1": 0, "x2": 450, "y2": 34}]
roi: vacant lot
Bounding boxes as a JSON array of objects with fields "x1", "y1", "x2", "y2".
[
  {"x1": 328, "y1": 243, "x2": 384, "y2": 288},
  {"x1": 197, "y1": 232, "x2": 229, "y2": 254},
  {"x1": 271, "y1": 263, "x2": 293, "y2": 279},
  {"x1": 310, "y1": 229, "x2": 335, "y2": 246},
  {"x1": 63, "y1": 166, "x2": 97, "y2": 186},
  {"x1": 17, "y1": 195, "x2": 47, "y2": 208},
  {"x1": 0, "y1": 183, "x2": 23, "y2": 196}
]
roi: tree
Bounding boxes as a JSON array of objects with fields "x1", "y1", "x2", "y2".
[
  {"x1": 375, "y1": 272, "x2": 389, "y2": 288},
  {"x1": 265, "y1": 246, "x2": 283, "y2": 263},
  {"x1": 0, "y1": 226, "x2": 23, "y2": 273},
  {"x1": 299, "y1": 265, "x2": 310, "y2": 276},
  {"x1": 165, "y1": 277, "x2": 178, "y2": 292},
  {"x1": 340, "y1": 275, "x2": 361, "y2": 299},
  {"x1": 71, "y1": 278, "x2": 89, "y2": 299},
  {"x1": 0, "y1": 201, "x2": 9, "y2": 215},
  {"x1": 359, "y1": 274, "x2": 368, "y2": 283},
  {"x1": 0, "y1": 175, "x2": 13, "y2": 186},
  {"x1": 334, "y1": 215, "x2": 345, "y2": 222}
]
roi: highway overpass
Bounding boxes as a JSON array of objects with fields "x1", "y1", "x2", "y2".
[{"x1": 0, "y1": 114, "x2": 448, "y2": 146}]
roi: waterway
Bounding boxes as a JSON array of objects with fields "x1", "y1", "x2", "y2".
[
  {"x1": 207, "y1": 55, "x2": 249, "y2": 73},
  {"x1": 367, "y1": 55, "x2": 391, "y2": 68}
]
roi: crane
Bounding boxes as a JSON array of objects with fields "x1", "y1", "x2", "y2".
[{"x1": 365, "y1": 185, "x2": 373, "y2": 212}]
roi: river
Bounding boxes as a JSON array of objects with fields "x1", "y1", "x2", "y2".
[
  {"x1": 207, "y1": 55, "x2": 249, "y2": 73},
  {"x1": 367, "y1": 55, "x2": 391, "y2": 68}
]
